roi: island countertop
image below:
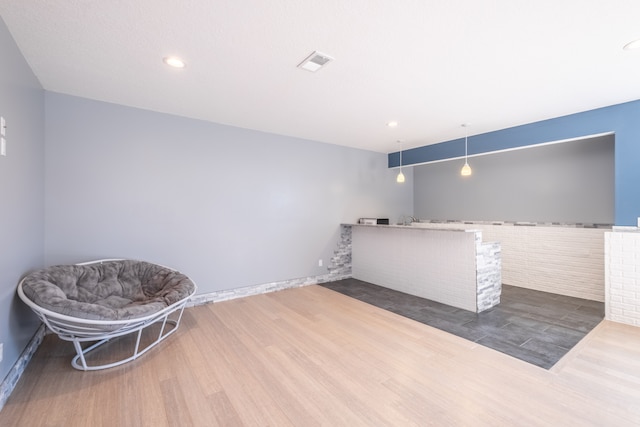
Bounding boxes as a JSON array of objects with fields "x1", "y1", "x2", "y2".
[
  {"x1": 345, "y1": 223, "x2": 501, "y2": 313},
  {"x1": 344, "y1": 223, "x2": 481, "y2": 233}
]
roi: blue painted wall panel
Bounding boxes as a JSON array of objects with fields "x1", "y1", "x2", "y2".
[{"x1": 389, "y1": 100, "x2": 640, "y2": 225}]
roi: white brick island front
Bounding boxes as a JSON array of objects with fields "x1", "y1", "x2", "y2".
[
  {"x1": 348, "y1": 224, "x2": 501, "y2": 313},
  {"x1": 605, "y1": 228, "x2": 640, "y2": 326}
]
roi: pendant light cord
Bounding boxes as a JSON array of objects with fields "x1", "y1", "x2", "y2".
[
  {"x1": 464, "y1": 126, "x2": 468, "y2": 161},
  {"x1": 460, "y1": 123, "x2": 472, "y2": 176},
  {"x1": 396, "y1": 140, "x2": 406, "y2": 183}
]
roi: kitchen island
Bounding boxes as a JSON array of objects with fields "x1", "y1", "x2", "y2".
[{"x1": 348, "y1": 224, "x2": 501, "y2": 313}]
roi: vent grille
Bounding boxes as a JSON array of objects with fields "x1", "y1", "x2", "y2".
[{"x1": 297, "y1": 51, "x2": 334, "y2": 72}]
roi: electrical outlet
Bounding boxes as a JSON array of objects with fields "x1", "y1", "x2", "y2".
[{"x1": 318, "y1": 259, "x2": 323, "y2": 267}]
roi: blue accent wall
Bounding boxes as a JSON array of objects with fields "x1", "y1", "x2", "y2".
[{"x1": 388, "y1": 100, "x2": 640, "y2": 226}]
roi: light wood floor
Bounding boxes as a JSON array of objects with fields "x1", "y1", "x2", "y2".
[{"x1": 2, "y1": 285, "x2": 640, "y2": 426}]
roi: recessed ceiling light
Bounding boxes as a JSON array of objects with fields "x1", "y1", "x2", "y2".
[
  {"x1": 297, "y1": 51, "x2": 333, "y2": 72},
  {"x1": 623, "y1": 39, "x2": 640, "y2": 51},
  {"x1": 387, "y1": 121, "x2": 398, "y2": 128},
  {"x1": 163, "y1": 56, "x2": 186, "y2": 68}
]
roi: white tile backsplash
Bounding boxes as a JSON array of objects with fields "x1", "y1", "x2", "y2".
[
  {"x1": 606, "y1": 231, "x2": 640, "y2": 326},
  {"x1": 413, "y1": 222, "x2": 605, "y2": 302}
]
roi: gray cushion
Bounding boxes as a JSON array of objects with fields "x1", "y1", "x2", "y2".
[{"x1": 20, "y1": 260, "x2": 195, "y2": 321}]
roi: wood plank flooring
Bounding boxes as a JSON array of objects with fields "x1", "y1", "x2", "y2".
[{"x1": 1, "y1": 285, "x2": 640, "y2": 426}]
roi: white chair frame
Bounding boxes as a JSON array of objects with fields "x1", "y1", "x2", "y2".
[{"x1": 17, "y1": 259, "x2": 196, "y2": 371}]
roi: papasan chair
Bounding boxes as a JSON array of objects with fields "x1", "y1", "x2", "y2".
[{"x1": 17, "y1": 259, "x2": 197, "y2": 371}]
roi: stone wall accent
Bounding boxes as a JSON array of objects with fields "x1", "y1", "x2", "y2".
[
  {"x1": 605, "y1": 229, "x2": 640, "y2": 326},
  {"x1": 476, "y1": 241, "x2": 502, "y2": 312},
  {"x1": 188, "y1": 275, "x2": 328, "y2": 306},
  {"x1": 328, "y1": 224, "x2": 352, "y2": 279}
]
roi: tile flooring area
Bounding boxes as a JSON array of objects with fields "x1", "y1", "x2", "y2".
[{"x1": 320, "y1": 279, "x2": 605, "y2": 369}]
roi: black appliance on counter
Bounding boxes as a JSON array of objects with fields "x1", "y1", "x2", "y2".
[{"x1": 358, "y1": 218, "x2": 389, "y2": 225}]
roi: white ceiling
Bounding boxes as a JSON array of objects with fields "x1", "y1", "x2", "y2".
[{"x1": 1, "y1": 0, "x2": 639, "y2": 153}]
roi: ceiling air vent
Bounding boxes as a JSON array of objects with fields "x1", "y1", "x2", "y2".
[{"x1": 297, "y1": 51, "x2": 334, "y2": 72}]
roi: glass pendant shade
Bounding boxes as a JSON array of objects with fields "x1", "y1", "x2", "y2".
[{"x1": 460, "y1": 162, "x2": 472, "y2": 176}]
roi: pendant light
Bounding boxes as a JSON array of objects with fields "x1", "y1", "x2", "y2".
[
  {"x1": 460, "y1": 124, "x2": 472, "y2": 176},
  {"x1": 396, "y1": 140, "x2": 405, "y2": 183}
]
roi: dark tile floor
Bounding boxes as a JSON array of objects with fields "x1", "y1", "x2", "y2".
[{"x1": 320, "y1": 279, "x2": 604, "y2": 369}]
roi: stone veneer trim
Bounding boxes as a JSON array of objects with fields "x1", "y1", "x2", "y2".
[
  {"x1": 476, "y1": 240, "x2": 502, "y2": 312},
  {"x1": 0, "y1": 324, "x2": 46, "y2": 412},
  {"x1": 187, "y1": 271, "x2": 352, "y2": 306}
]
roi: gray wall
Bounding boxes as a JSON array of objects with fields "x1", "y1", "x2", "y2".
[
  {"x1": 0, "y1": 18, "x2": 45, "y2": 381},
  {"x1": 414, "y1": 134, "x2": 614, "y2": 223},
  {"x1": 44, "y1": 93, "x2": 412, "y2": 293}
]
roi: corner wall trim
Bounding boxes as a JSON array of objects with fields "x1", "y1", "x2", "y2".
[{"x1": 0, "y1": 324, "x2": 46, "y2": 412}]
